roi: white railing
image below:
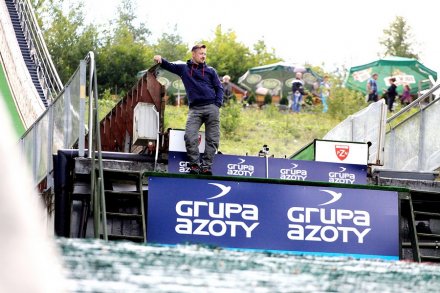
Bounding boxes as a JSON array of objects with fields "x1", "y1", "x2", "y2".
[
  {"x1": 18, "y1": 53, "x2": 98, "y2": 188},
  {"x1": 324, "y1": 80, "x2": 440, "y2": 172},
  {"x1": 12, "y1": 0, "x2": 63, "y2": 102},
  {"x1": 383, "y1": 82, "x2": 440, "y2": 171}
]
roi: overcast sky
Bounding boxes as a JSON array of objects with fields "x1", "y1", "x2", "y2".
[{"x1": 84, "y1": 0, "x2": 439, "y2": 75}]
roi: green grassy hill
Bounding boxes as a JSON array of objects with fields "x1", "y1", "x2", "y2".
[{"x1": 164, "y1": 104, "x2": 343, "y2": 158}]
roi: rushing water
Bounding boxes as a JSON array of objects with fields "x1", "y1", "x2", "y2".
[{"x1": 58, "y1": 238, "x2": 440, "y2": 293}]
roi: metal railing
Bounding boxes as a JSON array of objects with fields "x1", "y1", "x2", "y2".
[
  {"x1": 323, "y1": 77, "x2": 440, "y2": 173},
  {"x1": 12, "y1": 0, "x2": 63, "y2": 102},
  {"x1": 18, "y1": 51, "x2": 108, "y2": 239},
  {"x1": 18, "y1": 52, "x2": 96, "y2": 189},
  {"x1": 383, "y1": 81, "x2": 440, "y2": 171}
]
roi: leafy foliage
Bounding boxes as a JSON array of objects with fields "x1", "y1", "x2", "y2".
[
  {"x1": 279, "y1": 96, "x2": 289, "y2": 106},
  {"x1": 220, "y1": 101, "x2": 242, "y2": 137},
  {"x1": 42, "y1": 1, "x2": 99, "y2": 83},
  {"x1": 379, "y1": 16, "x2": 419, "y2": 59},
  {"x1": 152, "y1": 27, "x2": 188, "y2": 62},
  {"x1": 264, "y1": 93, "x2": 272, "y2": 105},
  {"x1": 327, "y1": 87, "x2": 367, "y2": 120}
]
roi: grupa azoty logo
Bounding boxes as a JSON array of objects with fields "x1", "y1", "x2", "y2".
[
  {"x1": 286, "y1": 189, "x2": 371, "y2": 243},
  {"x1": 175, "y1": 182, "x2": 259, "y2": 238},
  {"x1": 279, "y1": 163, "x2": 307, "y2": 180},
  {"x1": 227, "y1": 158, "x2": 254, "y2": 176},
  {"x1": 328, "y1": 166, "x2": 356, "y2": 184}
]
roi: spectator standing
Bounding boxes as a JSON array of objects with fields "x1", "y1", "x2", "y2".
[
  {"x1": 400, "y1": 84, "x2": 412, "y2": 106},
  {"x1": 367, "y1": 73, "x2": 379, "y2": 102},
  {"x1": 222, "y1": 75, "x2": 233, "y2": 104},
  {"x1": 291, "y1": 72, "x2": 305, "y2": 113},
  {"x1": 385, "y1": 77, "x2": 398, "y2": 112},
  {"x1": 320, "y1": 76, "x2": 331, "y2": 113},
  {"x1": 153, "y1": 44, "x2": 224, "y2": 175}
]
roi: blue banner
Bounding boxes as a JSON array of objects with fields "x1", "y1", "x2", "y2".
[
  {"x1": 268, "y1": 158, "x2": 367, "y2": 184},
  {"x1": 167, "y1": 151, "x2": 266, "y2": 177},
  {"x1": 147, "y1": 176, "x2": 399, "y2": 260},
  {"x1": 168, "y1": 152, "x2": 367, "y2": 184}
]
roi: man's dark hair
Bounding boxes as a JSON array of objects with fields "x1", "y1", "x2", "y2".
[{"x1": 191, "y1": 44, "x2": 206, "y2": 51}]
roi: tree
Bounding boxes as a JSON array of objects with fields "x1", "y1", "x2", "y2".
[
  {"x1": 152, "y1": 27, "x2": 188, "y2": 62},
  {"x1": 115, "y1": 0, "x2": 150, "y2": 43},
  {"x1": 201, "y1": 25, "x2": 254, "y2": 82},
  {"x1": 250, "y1": 39, "x2": 282, "y2": 67},
  {"x1": 42, "y1": 1, "x2": 99, "y2": 83},
  {"x1": 379, "y1": 16, "x2": 419, "y2": 59},
  {"x1": 96, "y1": 0, "x2": 152, "y2": 95}
]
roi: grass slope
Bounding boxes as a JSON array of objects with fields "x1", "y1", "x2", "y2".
[{"x1": 164, "y1": 104, "x2": 342, "y2": 158}]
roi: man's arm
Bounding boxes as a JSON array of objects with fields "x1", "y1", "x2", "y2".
[
  {"x1": 366, "y1": 80, "x2": 372, "y2": 93},
  {"x1": 153, "y1": 55, "x2": 182, "y2": 76}
]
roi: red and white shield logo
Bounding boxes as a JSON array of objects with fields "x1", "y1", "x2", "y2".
[{"x1": 335, "y1": 145, "x2": 349, "y2": 161}]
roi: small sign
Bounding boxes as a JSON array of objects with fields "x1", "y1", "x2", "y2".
[
  {"x1": 315, "y1": 140, "x2": 368, "y2": 165},
  {"x1": 169, "y1": 129, "x2": 205, "y2": 153}
]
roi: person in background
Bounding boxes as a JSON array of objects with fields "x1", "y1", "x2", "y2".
[
  {"x1": 291, "y1": 72, "x2": 305, "y2": 113},
  {"x1": 367, "y1": 73, "x2": 379, "y2": 102},
  {"x1": 320, "y1": 75, "x2": 331, "y2": 113},
  {"x1": 153, "y1": 44, "x2": 224, "y2": 175},
  {"x1": 400, "y1": 84, "x2": 412, "y2": 106},
  {"x1": 222, "y1": 75, "x2": 233, "y2": 105},
  {"x1": 385, "y1": 77, "x2": 398, "y2": 112}
]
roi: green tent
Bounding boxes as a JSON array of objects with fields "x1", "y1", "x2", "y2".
[
  {"x1": 345, "y1": 56, "x2": 437, "y2": 95},
  {"x1": 238, "y1": 62, "x2": 321, "y2": 97}
]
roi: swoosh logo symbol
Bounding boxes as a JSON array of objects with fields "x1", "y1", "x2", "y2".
[
  {"x1": 339, "y1": 167, "x2": 347, "y2": 172},
  {"x1": 290, "y1": 163, "x2": 298, "y2": 169},
  {"x1": 319, "y1": 189, "x2": 342, "y2": 206},
  {"x1": 206, "y1": 183, "x2": 231, "y2": 199},
  {"x1": 237, "y1": 158, "x2": 246, "y2": 165}
]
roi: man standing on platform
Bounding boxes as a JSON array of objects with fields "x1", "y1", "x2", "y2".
[{"x1": 153, "y1": 44, "x2": 224, "y2": 175}]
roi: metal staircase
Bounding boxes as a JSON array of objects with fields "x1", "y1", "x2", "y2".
[
  {"x1": 70, "y1": 165, "x2": 147, "y2": 242},
  {"x1": 410, "y1": 190, "x2": 440, "y2": 262},
  {"x1": 5, "y1": 0, "x2": 47, "y2": 106},
  {"x1": 101, "y1": 169, "x2": 146, "y2": 242},
  {"x1": 400, "y1": 189, "x2": 440, "y2": 262}
]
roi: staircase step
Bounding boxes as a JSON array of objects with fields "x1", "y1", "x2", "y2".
[
  {"x1": 420, "y1": 255, "x2": 440, "y2": 262},
  {"x1": 106, "y1": 234, "x2": 145, "y2": 242},
  {"x1": 417, "y1": 233, "x2": 440, "y2": 239},
  {"x1": 402, "y1": 241, "x2": 440, "y2": 248},
  {"x1": 106, "y1": 212, "x2": 142, "y2": 218},
  {"x1": 105, "y1": 190, "x2": 141, "y2": 197},
  {"x1": 414, "y1": 211, "x2": 440, "y2": 218}
]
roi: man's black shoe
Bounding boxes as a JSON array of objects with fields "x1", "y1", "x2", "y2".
[
  {"x1": 188, "y1": 164, "x2": 200, "y2": 175},
  {"x1": 200, "y1": 167, "x2": 212, "y2": 176}
]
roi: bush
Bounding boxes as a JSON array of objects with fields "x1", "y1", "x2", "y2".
[
  {"x1": 279, "y1": 96, "x2": 289, "y2": 105},
  {"x1": 264, "y1": 93, "x2": 272, "y2": 105},
  {"x1": 327, "y1": 87, "x2": 367, "y2": 120},
  {"x1": 167, "y1": 94, "x2": 177, "y2": 105},
  {"x1": 220, "y1": 101, "x2": 242, "y2": 137},
  {"x1": 247, "y1": 93, "x2": 256, "y2": 105}
]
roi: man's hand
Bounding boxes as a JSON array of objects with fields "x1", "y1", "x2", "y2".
[{"x1": 153, "y1": 55, "x2": 162, "y2": 64}]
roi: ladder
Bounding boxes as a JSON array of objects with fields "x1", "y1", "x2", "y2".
[
  {"x1": 411, "y1": 190, "x2": 440, "y2": 262},
  {"x1": 100, "y1": 169, "x2": 147, "y2": 242},
  {"x1": 402, "y1": 190, "x2": 440, "y2": 262}
]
